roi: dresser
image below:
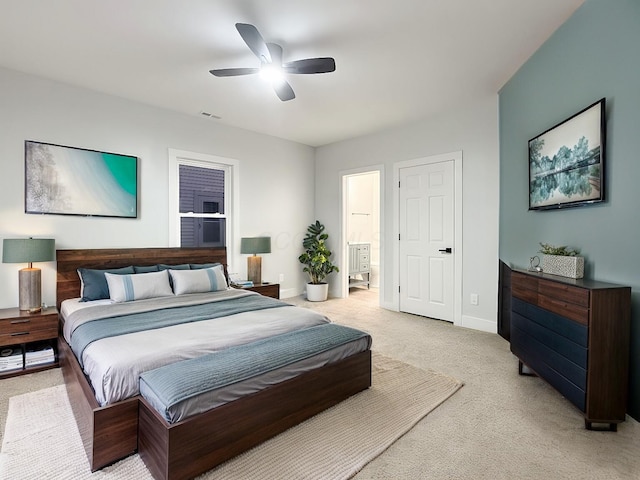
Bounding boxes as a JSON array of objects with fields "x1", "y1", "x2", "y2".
[
  {"x1": 348, "y1": 243, "x2": 370, "y2": 289},
  {"x1": 510, "y1": 270, "x2": 630, "y2": 431}
]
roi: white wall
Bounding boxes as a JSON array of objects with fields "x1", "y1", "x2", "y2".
[
  {"x1": 315, "y1": 95, "x2": 500, "y2": 332},
  {"x1": 0, "y1": 67, "x2": 315, "y2": 308}
]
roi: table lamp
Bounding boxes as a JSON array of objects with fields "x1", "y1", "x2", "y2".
[
  {"x1": 240, "y1": 236, "x2": 271, "y2": 285},
  {"x1": 2, "y1": 237, "x2": 55, "y2": 312}
]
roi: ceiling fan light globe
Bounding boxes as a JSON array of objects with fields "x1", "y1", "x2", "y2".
[{"x1": 259, "y1": 64, "x2": 284, "y2": 83}]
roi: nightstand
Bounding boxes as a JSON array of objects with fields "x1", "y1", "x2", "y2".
[
  {"x1": 238, "y1": 283, "x2": 280, "y2": 299},
  {"x1": 0, "y1": 306, "x2": 59, "y2": 378}
]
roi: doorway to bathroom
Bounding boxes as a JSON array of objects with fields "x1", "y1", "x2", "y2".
[{"x1": 342, "y1": 169, "x2": 381, "y2": 302}]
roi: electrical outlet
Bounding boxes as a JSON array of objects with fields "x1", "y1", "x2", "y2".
[
  {"x1": 279, "y1": 273, "x2": 285, "y2": 283},
  {"x1": 470, "y1": 293, "x2": 479, "y2": 305}
]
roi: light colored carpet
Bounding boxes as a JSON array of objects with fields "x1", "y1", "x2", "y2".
[
  {"x1": 0, "y1": 353, "x2": 462, "y2": 480},
  {"x1": 289, "y1": 289, "x2": 640, "y2": 480}
]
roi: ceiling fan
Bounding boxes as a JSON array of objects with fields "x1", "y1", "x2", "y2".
[{"x1": 210, "y1": 23, "x2": 336, "y2": 102}]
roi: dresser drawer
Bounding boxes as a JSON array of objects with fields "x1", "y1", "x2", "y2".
[
  {"x1": 357, "y1": 244, "x2": 370, "y2": 253},
  {"x1": 512, "y1": 283, "x2": 538, "y2": 304},
  {"x1": 512, "y1": 272, "x2": 538, "y2": 291},
  {"x1": 512, "y1": 273, "x2": 538, "y2": 303},
  {"x1": 0, "y1": 315, "x2": 57, "y2": 335},
  {"x1": 0, "y1": 315, "x2": 58, "y2": 347},
  {"x1": 539, "y1": 280, "x2": 589, "y2": 308},
  {"x1": 238, "y1": 283, "x2": 280, "y2": 299},
  {"x1": 0, "y1": 327, "x2": 58, "y2": 346},
  {"x1": 538, "y1": 296, "x2": 589, "y2": 325}
]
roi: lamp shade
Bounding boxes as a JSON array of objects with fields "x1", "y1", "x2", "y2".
[
  {"x1": 240, "y1": 237, "x2": 271, "y2": 255},
  {"x1": 2, "y1": 238, "x2": 56, "y2": 264}
]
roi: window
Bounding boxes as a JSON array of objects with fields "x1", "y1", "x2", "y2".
[
  {"x1": 179, "y1": 165, "x2": 226, "y2": 247},
  {"x1": 168, "y1": 149, "x2": 238, "y2": 252}
]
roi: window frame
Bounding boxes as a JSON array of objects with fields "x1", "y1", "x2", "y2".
[{"x1": 168, "y1": 149, "x2": 240, "y2": 267}]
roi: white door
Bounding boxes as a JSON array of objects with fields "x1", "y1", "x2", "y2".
[{"x1": 399, "y1": 160, "x2": 454, "y2": 321}]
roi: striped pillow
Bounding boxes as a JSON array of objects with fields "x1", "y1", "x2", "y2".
[
  {"x1": 169, "y1": 265, "x2": 228, "y2": 295},
  {"x1": 105, "y1": 270, "x2": 173, "y2": 303}
]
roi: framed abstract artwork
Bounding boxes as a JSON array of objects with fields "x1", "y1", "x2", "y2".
[{"x1": 25, "y1": 140, "x2": 138, "y2": 218}]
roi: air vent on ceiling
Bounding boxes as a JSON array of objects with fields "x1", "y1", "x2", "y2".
[{"x1": 199, "y1": 111, "x2": 221, "y2": 119}]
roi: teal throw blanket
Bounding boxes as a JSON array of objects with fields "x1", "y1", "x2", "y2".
[{"x1": 140, "y1": 323, "x2": 371, "y2": 422}]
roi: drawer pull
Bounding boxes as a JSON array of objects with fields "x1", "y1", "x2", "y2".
[
  {"x1": 10, "y1": 319, "x2": 30, "y2": 324},
  {"x1": 550, "y1": 299, "x2": 567, "y2": 308},
  {"x1": 11, "y1": 332, "x2": 29, "y2": 337}
]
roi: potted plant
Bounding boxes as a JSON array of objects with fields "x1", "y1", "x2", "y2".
[
  {"x1": 298, "y1": 220, "x2": 339, "y2": 301},
  {"x1": 539, "y1": 242, "x2": 584, "y2": 278}
]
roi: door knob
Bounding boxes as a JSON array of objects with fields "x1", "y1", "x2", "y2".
[{"x1": 438, "y1": 247, "x2": 452, "y2": 254}]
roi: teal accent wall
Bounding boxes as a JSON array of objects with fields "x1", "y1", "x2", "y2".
[{"x1": 499, "y1": 0, "x2": 640, "y2": 421}]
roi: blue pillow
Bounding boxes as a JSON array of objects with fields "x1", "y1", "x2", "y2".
[
  {"x1": 157, "y1": 264, "x2": 190, "y2": 271},
  {"x1": 134, "y1": 265, "x2": 160, "y2": 273},
  {"x1": 78, "y1": 266, "x2": 135, "y2": 302},
  {"x1": 189, "y1": 263, "x2": 221, "y2": 270}
]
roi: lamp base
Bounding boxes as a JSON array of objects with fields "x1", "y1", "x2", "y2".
[
  {"x1": 247, "y1": 256, "x2": 262, "y2": 285},
  {"x1": 18, "y1": 268, "x2": 41, "y2": 311}
]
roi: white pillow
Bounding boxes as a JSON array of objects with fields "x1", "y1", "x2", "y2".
[
  {"x1": 105, "y1": 270, "x2": 173, "y2": 303},
  {"x1": 169, "y1": 265, "x2": 228, "y2": 295}
]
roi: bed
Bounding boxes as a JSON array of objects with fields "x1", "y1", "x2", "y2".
[{"x1": 56, "y1": 247, "x2": 372, "y2": 480}]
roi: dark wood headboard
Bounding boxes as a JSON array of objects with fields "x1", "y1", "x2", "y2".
[{"x1": 56, "y1": 247, "x2": 228, "y2": 310}]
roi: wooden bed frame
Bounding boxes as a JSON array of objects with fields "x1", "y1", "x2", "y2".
[{"x1": 56, "y1": 247, "x2": 372, "y2": 479}]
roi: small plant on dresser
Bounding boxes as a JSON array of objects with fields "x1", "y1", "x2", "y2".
[{"x1": 539, "y1": 242, "x2": 584, "y2": 279}]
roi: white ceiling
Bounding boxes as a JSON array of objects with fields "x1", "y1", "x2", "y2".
[{"x1": 0, "y1": 0, "x2": 584, "y2": 147}]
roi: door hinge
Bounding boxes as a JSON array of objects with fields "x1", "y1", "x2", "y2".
[
  {"x1": 398, "y1": 180, "x2": 401, "y2": 188},
  {"x1": 398, "y1": 285, "x2": 401, "y2": 293},
  {"x1": 398, "y1": 233, "x2": 401, "y2": 241}
]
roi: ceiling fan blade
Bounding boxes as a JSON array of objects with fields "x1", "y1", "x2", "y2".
[
  {"x1": 266, "y1": 43, "x2": 283, "y2": 65},
  {"x1": 283, "y1": 57, "x2": 336, "y2": 74},
  {"x1": 236, "y1": 23, "x2": 272, "y2": 63},
  {"x1": 210, "y1": 67, "x2": 259, "y2": 77},
  {"x1": 272, "y1": 79, "x2": 295, "y2": 101}
]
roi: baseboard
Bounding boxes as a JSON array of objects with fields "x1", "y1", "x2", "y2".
[
  {"x1": 380, "y1": 301, "x2": 396, "y2": 311},
  {"x1": 461, "y1": 314, "x2": 497, "y2": 334},
  {"x1": 280, "y1": 288, "x2": 300, "y2": 299}
]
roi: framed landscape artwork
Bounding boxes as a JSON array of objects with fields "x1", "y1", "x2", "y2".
[
  {"x1": 528, "y1": 98, "x2": 605, "y2": 211},
  {"x1": 25, "y1": 140, "x2": 138, "y2": 218}
]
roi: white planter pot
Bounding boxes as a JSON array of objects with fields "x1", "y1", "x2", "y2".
[
  {"x1": 306, "y1": 282, "x2": 329, "y2": 302},
  {"x1": 542, "y1": 255, "x2": 584, "y2": 279}
]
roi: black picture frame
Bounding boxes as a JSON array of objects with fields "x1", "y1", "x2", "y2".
[
  {"x1": 528, "y1": 98, "x2": 605, "y2": 211},
  {"x1": 25, "y1": 140, "x2": 138, "y2": 218}
]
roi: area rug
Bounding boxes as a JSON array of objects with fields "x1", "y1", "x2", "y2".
[{"x1": 0, "y1": 353, "x2": 462, "y2": 480}]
